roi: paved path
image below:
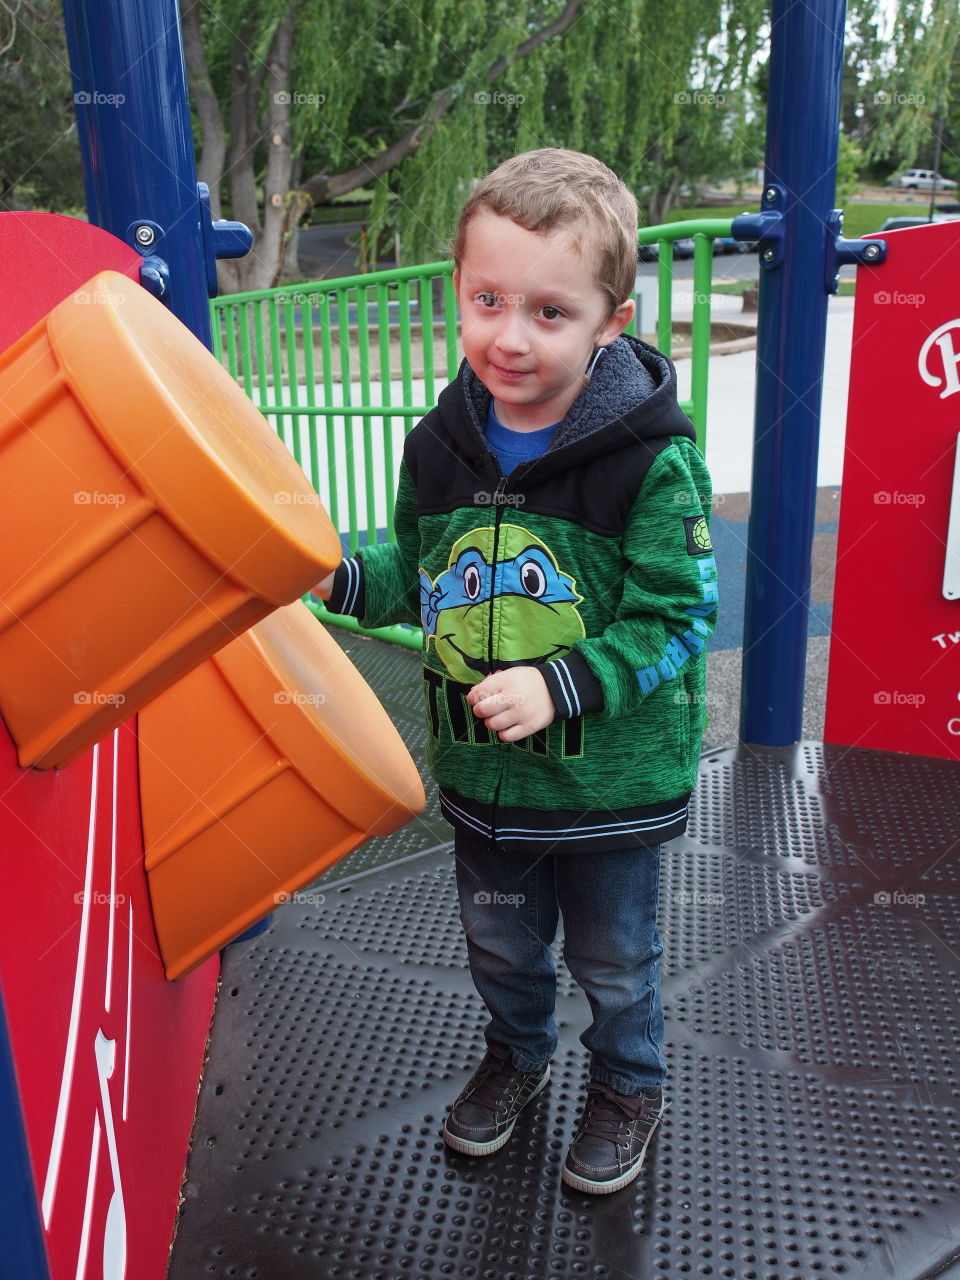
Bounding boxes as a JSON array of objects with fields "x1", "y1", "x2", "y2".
[{"x1": 670, "y1": 290, "x2": 856, "y2": 748}]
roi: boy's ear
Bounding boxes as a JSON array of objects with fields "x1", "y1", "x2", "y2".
[
  {"x1": 596, "y1": 298, "x2": 635, "y2": 347},
  {"x1": 452, "y1": 266, "x2": 460, "y2": 293}
]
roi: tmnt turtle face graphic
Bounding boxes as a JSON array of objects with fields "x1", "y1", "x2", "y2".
[{"x1": 419, "y1": 526, "x2": 585, "y2": 684}]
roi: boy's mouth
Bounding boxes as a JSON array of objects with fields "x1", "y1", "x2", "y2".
[{"x1": 491, "y1": 363, "x2": 531, "y2": 381}]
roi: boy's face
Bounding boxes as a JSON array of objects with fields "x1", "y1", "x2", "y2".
[{"x1": 454, "y1": 208, "x2": 635, "y2": 432}]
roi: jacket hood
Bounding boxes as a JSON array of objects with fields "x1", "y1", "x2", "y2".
[{"x1": 442, "y1": 333, "x2": 696, "y2": 478}]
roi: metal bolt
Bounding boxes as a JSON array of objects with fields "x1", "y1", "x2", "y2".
[
  {"x1": 134, "y1": 224, "x2": 156, "y2": 247},
  {"x1": 762, "y1": 246, "x2": 775, "y2": 263},
  {"x1": 864, "y1": 243, "x2": 881, "y2": 260},
  {"x1": 764, "y1": 186, "x2": 778, "y2": 205}
]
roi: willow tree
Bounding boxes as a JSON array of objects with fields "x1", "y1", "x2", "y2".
[
  {"x1": 183, "y1": 0, "x2": 769, "y2": 291},
  {"x1": 844, "y1": 0, "x2": 960, "y2": 175}
]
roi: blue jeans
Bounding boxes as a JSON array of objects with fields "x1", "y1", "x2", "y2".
[{"x1": 454, "y1": 831, "x2": 665, "y2": 1095}]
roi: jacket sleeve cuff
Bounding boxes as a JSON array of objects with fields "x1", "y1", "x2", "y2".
[
  {"x1": 540, "y1": 651, "x2": 604, "y2": 720},
  {"x1": 326, "y1": 555, "x2": 364, "y2": 618}
]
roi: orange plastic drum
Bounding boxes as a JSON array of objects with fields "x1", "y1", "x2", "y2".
[
  {"x1": 0, "y1": 270, "x2": 341, "y2": 768},
  {"x1": 139, "y1": 601, "x2": 426, "y2": 980}
]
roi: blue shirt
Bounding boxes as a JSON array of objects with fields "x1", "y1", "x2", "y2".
[{"x1": 485, "y1": 402, "x2": 559, "y2": 475}]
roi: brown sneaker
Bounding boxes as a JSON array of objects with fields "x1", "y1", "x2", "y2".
[
  {"x1": 443, "y1": 1041, "x2": 550, "y2": 1156},
  {"x1": 562, "y1": 1081, "x2": 665, "y2": 1193}
]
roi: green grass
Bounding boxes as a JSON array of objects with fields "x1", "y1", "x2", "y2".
[
  {"x1": 310, "y1": 202, "x2": 370, "y2": 225},
  {"x1": 658, "y1": 204, "x2": 758, "y2": 225},
  {"x1": 711, "y1": 278, "x2": 856, "y2": 297},
  {"x1": 666, "y1": 196, "x2": 955, "y2": 240}
]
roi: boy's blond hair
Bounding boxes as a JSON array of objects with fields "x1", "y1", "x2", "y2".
[{"x1": 451, "y1": 148, "x2": 638, "y2": 314}]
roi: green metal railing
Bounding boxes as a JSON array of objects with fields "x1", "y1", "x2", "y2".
[
  {"x1": 637, "y1": 218, "x2": 735, "y2": 447},
  {"x1": 210, "y1": 217, "x2": 735, "y2": 646}
]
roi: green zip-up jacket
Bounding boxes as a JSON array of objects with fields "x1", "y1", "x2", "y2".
[{"x1": 328, "y1": 334, "x2": 718, "y2": 854}]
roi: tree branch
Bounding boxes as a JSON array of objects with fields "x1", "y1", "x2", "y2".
[
  {"x1": 487, "y1": 0, "x2": 587, "y2": 78},
  {"x1": 181, "y1": 0, "x2": 225, "y2": 218},
  {"x1": 301, "y1": 0, "x2": 588, "y2": 206}
]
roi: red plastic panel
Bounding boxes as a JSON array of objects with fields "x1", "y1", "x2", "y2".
[
  {"x1": 0, "y1": 212, "x2": 141, "y2": 353},
  {"x1": 0, "y1": 212, "x2": 218, "y2": 1279},
  {"x1": 826, "y1": 220, "x2": 960, "y2": 759},
  {"x1": 0, "y1": 724, "x2": 218, "y2": 1277}
]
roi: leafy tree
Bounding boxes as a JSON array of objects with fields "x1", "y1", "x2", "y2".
[
  {"x1": 0, "y1": 0, "x2": 84, "y2": 211},
  {"x1": 844, "y1": 0, "x2": 960, "y2": 180},
  {"x1": 183, "y1": 0, "x2": 771, "y2": 290}
]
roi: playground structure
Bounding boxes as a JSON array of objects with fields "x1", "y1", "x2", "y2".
[{"x1": 1, "y1": 1, "x2": 960, "y2": 1278}]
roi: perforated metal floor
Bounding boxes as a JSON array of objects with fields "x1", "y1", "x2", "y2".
[{"x1": 168, "y1": 639, "x2": 960, "y2": 1280}]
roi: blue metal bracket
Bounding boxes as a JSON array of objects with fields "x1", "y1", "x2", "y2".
[
  {"x1": 824, "y1": 209, "x2": 886, "y2": 293},
  {"x1": 124, "y1": 219, "x2": 171, "y2": 300},
  {"x1": 198, "y1": 183, "x2": 252, "y2": 298},
  {"x1": 139, "y1": 256, "x2": 170, "y2": 299},
  {"x1": 125, "y1": 193, "x2": 251, "y2": 304},
  {"x1": 731, "y1": 183, "x2": 788, "y2": 270}
]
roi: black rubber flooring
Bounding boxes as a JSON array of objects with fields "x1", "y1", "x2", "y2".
[{"x1": 168, "y1": 636, "x2": 960, "y2": 1280}]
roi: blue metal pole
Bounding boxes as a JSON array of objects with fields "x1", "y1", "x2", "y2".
[
  {"x1": 737, "y1": 0, "x2": 847, "y2": 746},
  {"x1": 0, "y1": 990, "x2": 50, "y2": 1279},
  {"x1": 60, "y1": 0, "x2": 249, "y2": 347}
]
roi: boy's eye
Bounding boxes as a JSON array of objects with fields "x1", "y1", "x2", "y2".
[
  {"x1": 541, "y1": 305, "x2": 563, "y2": 320},
  {"x1": 477, "y1": 292, "x2": 498, "y2": 308}
]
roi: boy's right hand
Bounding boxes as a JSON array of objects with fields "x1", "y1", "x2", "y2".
[{"x1": 310, "y1": 570, "x2": 337, "y2": 601}]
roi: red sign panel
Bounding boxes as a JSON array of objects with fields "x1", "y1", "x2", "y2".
[
  {"x1": 826, "y1": 221, "x2": 960, "y2": 759},
  {"x1": 0, "y1": 213, "x2": 218, "y2": 1279}
]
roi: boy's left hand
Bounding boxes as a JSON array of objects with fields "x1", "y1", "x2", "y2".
[{"x1": 466, "y1": 667, "x2": 555, "y2": 742}]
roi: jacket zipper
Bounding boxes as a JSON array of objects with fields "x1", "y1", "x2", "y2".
[{"x1": 487, "y1": 474, "x2": 508, "y2": 842}]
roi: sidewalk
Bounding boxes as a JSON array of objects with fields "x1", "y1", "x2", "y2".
[{"x1": 670, "y1": 290, "x2": 855, "y2": 748}]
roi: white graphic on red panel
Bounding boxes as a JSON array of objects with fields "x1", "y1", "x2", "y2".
[
  {"x1": 919, "y1": 319, "x2": 960, "y2": 399},
  {"x1": 40, "y1": 733, "x2": 129, "y2": 1278},
  {"x1": 944, "y1": 433, "x2": 960, "y2": 601}
]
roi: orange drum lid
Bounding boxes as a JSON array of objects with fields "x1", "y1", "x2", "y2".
[
  {"x1": 213, "y1": 602, "x2": 426, "y2": 834},
  {"x1": 46, "y1": 270, "x2": 341, "y2": 601}
]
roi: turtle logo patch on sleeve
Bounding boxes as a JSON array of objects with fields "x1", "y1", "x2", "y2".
[{"x1": 683, "y1": 514, "x2": 713, "y2": 555}]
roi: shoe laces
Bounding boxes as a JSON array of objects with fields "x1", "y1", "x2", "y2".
[
  {"x1": 577, "y1": 1082, "x2": 658, "y2": 1143},
  {"x1": 465, "y1": 1045, "x2": 530, "y2": 1113}
]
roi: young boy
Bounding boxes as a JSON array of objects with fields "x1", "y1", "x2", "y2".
[{"x1": 314, "y1": 148, "x2": 717, "y2": 1194}]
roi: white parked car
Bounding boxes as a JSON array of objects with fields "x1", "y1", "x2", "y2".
[{"x1": 892, "y1": 168, "x2": 957, "y2": 191}]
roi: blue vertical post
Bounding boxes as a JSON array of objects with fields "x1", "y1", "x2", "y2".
[
  {"x1": 738, "y1": 0, "x2": 847, "y2": 745},
  {"x1": 60, "y1": 0, "x2": 248, "y2": 347},
  {"x1": 0, "y1": 991, "x2": 50, "y2": 1278}
]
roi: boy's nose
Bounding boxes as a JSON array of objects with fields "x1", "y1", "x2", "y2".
[{"x1": 493, "y1": 308, "x2": 530, "y2": 354}]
